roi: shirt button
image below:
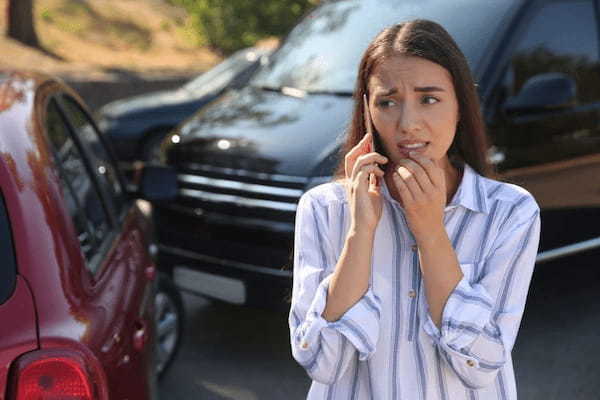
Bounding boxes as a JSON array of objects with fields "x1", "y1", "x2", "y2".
[
  {"x1": 301, "y1": 341, "x2": 309, "y2": 349},
  {"x1": 408, "y1": 290, "x2": 416, "y2": 298},
  {"x1": 411, "y1": 244, "x2": 418, "y2": 252},
  {"x1": 466, "y1": 359, "x2": 475, "y2": 367}
]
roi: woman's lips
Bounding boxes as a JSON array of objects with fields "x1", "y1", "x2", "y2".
[{"x1": 397, "y1": 142, "x2": 429, "y2": 156}]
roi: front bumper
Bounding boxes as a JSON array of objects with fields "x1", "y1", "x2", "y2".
[{"x1": 157, "y1": 244, "x2": 293, "y2": 311}]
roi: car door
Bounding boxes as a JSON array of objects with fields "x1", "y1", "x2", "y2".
[
  {"x1": 484, "y1": 0, "x2": 600, "y2": 256},
  {"x1": 44, "y1": 94, "x2": 158, "y2": 399},
  {"x1": 0, "y1": 189, "x2": 38, "y2": 397}
]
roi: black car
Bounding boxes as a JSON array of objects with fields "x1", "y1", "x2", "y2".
[
  {"x1": 97, "y1": 46, "x2": 272, "y2": 166},
  {"x1": 154, "y1": 0, "x2": 600, "y2": 311}
]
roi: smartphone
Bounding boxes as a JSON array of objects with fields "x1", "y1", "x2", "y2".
[
  {"x1": 363, "y1": 94, "x2": 387, "y2": 158},
  {"x1": 371, "y1": 127, "x2": 387, "y2": 158}
]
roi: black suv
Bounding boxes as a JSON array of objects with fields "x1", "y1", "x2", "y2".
[{"x1": 154, "y1": 0, "x2": 600, "y2": 310}]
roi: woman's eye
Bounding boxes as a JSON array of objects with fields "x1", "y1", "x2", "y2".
[
  {"x1": 422, "y1": 96, "x2": 439, "y2": 105},
  {"x1": 377, "y1": 100, "x2": 395, "y2": 108}
]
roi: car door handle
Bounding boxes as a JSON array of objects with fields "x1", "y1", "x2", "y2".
[{"x1": 133, "y1": 319, "x2": 148, "y2": 351}]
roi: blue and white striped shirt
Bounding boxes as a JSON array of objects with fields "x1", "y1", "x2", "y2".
[{"x1": 289, "y1": 162, "x2": 541, "y2": 399}]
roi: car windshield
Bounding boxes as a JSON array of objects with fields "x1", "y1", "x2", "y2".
[
  {"x1": 250, "y1": 0, "x2": 519, "y2": 93},
  {"x1": 183, "y1": 48, "x2": 263, "y2": 94}
]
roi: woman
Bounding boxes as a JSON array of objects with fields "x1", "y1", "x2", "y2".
[{"x1": 288, "y1": 19, "x2": 541, "y2": 399}]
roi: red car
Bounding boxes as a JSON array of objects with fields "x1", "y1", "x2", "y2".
[{"x1": 0, "y1": 71, "x2": 180, "y2": 400}]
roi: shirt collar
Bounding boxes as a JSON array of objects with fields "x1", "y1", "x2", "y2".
[{"x1": 379, "y1": 161, "x2": 489, "y2": 214}]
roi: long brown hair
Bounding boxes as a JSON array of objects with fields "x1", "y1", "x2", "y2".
[{"x1": 332, "y1": 19, "x2": 495, "y2": 181}]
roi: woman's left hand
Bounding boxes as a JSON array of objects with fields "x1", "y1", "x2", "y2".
[{"x1": 392, "y1": 152, "x2": 447, "y2": 244}]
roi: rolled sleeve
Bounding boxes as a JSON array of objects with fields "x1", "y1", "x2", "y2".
[
  {"x1": 299, "y1": 274, "x2": 382, "y2": 361},
  {"x1": 424, "y1": 206, "x2": 541, "y2": 389},
  {"x1": 289, "y1": 191, "x2": 382, "y2": 384}
]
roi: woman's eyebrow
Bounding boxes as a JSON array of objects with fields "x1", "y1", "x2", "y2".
[
  {"x1": 375, "y1": 86, "x2": 445, "y2": 96},
  {"x1": 414, "y1": 86, "x2": 445, "y2": 92},
  {"x1": 376, "y1": 88, "x2": 398, "y2": 96}
]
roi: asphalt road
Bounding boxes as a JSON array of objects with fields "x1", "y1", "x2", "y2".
[{"x1": 158, "y1": 250, "x2": 600, "y2": 400}]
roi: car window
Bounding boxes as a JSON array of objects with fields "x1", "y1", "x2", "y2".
[
  {"x1": 0, "y1": 191, "x2": 16, "y2": 305},
  {"x1": 45, "y1": 99, "x2": 111, "y2": 273},
  {"x1": 57, "y1": 95, "x2": 126, "y2": 218},
  {"x1": 250, "y1": 0, "x2": 519, "y2": 93},
  {"x1": 502, "y1": 0, "x2": 600, "y2": 103},
  {"x1": 486, "y1": 0, "x2": 600, "y2": 171}
]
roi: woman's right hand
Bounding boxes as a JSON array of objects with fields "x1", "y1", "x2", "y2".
[{"x1": 344, "y1": 132, "x2": 388, "y2": 233}]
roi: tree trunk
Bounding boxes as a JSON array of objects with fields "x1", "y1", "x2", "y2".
[{"x1": 7, "y1": 0, "x2": 40, "y2": 48}]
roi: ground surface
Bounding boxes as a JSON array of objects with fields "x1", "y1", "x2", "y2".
[{"x1": 159, "y1": 250, "x2": 600, "y2": 399}]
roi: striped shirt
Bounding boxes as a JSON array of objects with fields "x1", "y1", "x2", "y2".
[{"x1": 289, "y1": 161, "x2": 541, "y2": 399}]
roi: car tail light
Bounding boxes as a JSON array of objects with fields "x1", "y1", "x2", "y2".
[
  {"x1": 13, "y1": 357, "x2": 92, "y2": 399},
  {"x1": 8, "y1": 349, "x2": 107, "y2": 400}
]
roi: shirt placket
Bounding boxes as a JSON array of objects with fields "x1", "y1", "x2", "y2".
[
  {"x1": 395, "y1": 210, "x2": 420, "y2": 343},
  {"x1": 406, "y1": 209, "x2": 456, "y2": 342},
  {"x1": 407, "y1": 240, "x2": 421, "y2": 342}
]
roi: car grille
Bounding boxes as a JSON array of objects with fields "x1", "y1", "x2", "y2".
[{"x1": 173, "y1": 163, "x2": 309, "y2": 230}]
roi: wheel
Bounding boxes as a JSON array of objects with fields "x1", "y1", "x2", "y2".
[{"x1": 154, "y1": 273, "x2": 184, "y2": 379}]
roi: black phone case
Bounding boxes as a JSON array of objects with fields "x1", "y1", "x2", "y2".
[{"x1": 372, "y1": 129, "x2": 387, "y2": 158}]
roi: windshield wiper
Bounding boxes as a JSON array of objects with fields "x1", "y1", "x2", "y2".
[
  {"x1": 255, "y1": 85, "x2": 353, "y2": 98},
  {"x1": 305, "y1": 89, "x2": 353, "y2": 97},
  {"x1": 255, "y1": 85, "x2": 307, "y2": 98},
  {"x1": 254, "y1": 85, "x2": 282, "y2": 92}
]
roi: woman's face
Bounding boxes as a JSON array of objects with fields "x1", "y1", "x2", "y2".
[{"x1": 367, "y1": 55, "x2": 459, "y2": 172}]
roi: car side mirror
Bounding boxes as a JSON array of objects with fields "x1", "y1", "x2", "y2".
[
  {"x1": 136, "y1": 165, "x2": 178, "y2": 203},
  {"x1": 503, "y1": 72, "x2": 576, "y2": 114}
]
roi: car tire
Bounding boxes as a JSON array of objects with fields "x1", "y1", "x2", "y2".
[{"x1": 154, "y1": 273, "x2": 184, "y2": 379}]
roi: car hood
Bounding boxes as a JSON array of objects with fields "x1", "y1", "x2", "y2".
[
  {"x1": 170, "y1": 86, "x2": 351, "y2": 177},
  {"x1": 100, "y1": 88, "x2": 197, "y2": 119}
]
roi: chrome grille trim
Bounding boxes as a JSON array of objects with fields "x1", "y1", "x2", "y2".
[
  {"x1": 179, "y1": 188, "x2": 298, "y2": 212},
  {"x1": 182, "y1": 163, "x2": 309, "y2": 185},
  {"x1": 163, "y1": 204, "x2": 295, "y2": 233},
  {"x1": 178, "y1": 174, "x2": 303, "y2": 197}
]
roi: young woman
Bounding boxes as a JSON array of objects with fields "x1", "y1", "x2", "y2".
[{"x1": 289, "y1": 19, "x2": 541, "y2": 399}]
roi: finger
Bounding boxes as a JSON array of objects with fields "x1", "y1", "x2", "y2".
[
  {"x1": 345, "y1": 132, "x2": 374, "y2": 177},
  {"x1": 408, "y1": 152, "x2": 444, "y2": 187},
  {"x1": 357, "y1": 169, "x2": 383, "y2": 193},
  {"x1": 356, "y1": 170, "x2": 372, "y2": 193},
  {"x1": 369, "y1": 172, "x2": 377, "y2": 192},
  {"x1": 369, "y1": 170, "x2": 383, "y2": 192},
  {"x1": 395, "y1": 164, "x2": 424, "y2": 201},
  {"x1": 392, "y1": 169, "x2": 414, "y2": 204},
  {"x1": 353, "y1": 163, "x2": 385, "y2": 183},
  {"x1": 357, "y1": 152, "x2": 389, "y2": 168},
  {"x1": 396, "y1": 158, "x2": 434, "y2": 194},
  {"x1": 352, "y1": 153, "x2": 388, "y2": 181}
]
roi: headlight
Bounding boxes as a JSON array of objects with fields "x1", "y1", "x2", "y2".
[
  {"x1": 97, "y1": 117, "x2": 113, "y2": 134},
  {"x1": 304, "y1": 176, "x2": 334, "y2": 192}
]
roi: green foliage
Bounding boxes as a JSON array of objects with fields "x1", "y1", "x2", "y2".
[{"x1": 170, "y1": 0, "x2": 319, "y2": 54}]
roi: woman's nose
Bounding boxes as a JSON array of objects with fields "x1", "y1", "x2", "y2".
[{"x1": 397, "y1": 103, "x2": 423, "y2": 134}]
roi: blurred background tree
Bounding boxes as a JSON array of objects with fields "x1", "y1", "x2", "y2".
[
  {"x1": 6, "y1": 0, "x2": 40, "y2": 47},
  {"x1": 169, "y1": 0, "x2": 320, "y2": 55}
]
